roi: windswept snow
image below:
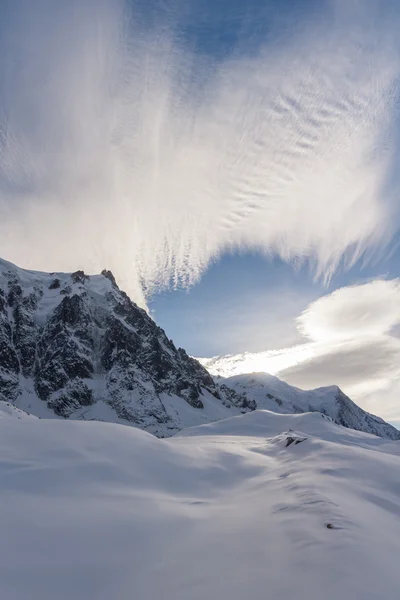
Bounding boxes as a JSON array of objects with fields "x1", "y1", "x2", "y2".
[{"x1": 1, "y1": 409, "x2": 399, "y2": 600}]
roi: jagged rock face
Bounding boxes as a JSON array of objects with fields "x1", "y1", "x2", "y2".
[
  {"x1": 1, "y1": 257, "x2": 398, "y2": 441},
  {"x1": 0, "y1": 259, "x2": 252, "y2": 436}
]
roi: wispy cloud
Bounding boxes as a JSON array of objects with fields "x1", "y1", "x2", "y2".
[{"x1": 0, "y1": 0, "x2": 399, "y2": 306}]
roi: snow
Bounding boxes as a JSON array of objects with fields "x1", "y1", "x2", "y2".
[
  {"x1": 2, "y1": 255, "x2": 397, "y2": 439},
  {"x1": 1, "y1": 408, "x2": 399, "y2": 600},
  {"x1": 0, "y1": 400, "x2": 36, "y2": 420},
  {"x1": 160, "y1": 388, "x2": 240, "y2": 430},
  {"x1": 207, "y1": 372, "x2": 400, "y2": 440},
  {"x1": 11, "y1": 376, "x2": 59, "y2": 419},
  {"x1": 224, "y1": 371, "x2": 340, "y2": 412},
  {"x1": 0, "y1": 257, "x2": 113, "y2": 325},
  {"x1": 1, "y1": 256, "x2": 250, "y2": 436}
]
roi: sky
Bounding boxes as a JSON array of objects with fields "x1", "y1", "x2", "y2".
[{"x1": 1, "y1": 0, "x2": 400, "y2": 423}]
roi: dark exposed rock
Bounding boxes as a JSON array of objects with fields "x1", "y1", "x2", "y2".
[
  {"x1": 266, "y1": 392, "x2": 283, "y2": 406},
  {"x1": 0, "y1": 258, "x2": 255, "y2": 436},
  {"x1": 3, "y1": 257, "x2": 399, "y2": 440},
  {"x1": 13, "y1": 293, "x2": 37, "y2": 375},
  {"x1": 7, "y1": 283, "x2": 23, "y2": 307},
  {"x1": 0, "y1": 374, "x2": 19, "y2": 403},
  {"x1": 101, "y1": 270, "x2": 117, "y2": 286},
  {"x1": 71, "y1": 270, "x2": 89, "y2": 284},
  {"x1": 285, "y1": 436, "x2": 307, "y2": 447},
  {"x1": 54, "y1": 294, "x2": 87, "y2": 327},
  {"x1": 47, "y1": 380, "x2": 94, "y2": 417},
  {"x1": 49, "y1": 278, "x2": 61, "y2": 289},
  {"x1": 219, "y1": 384, "x2": 256, "y2": 411},
  {"x1": 0, "y1": 333, "x2": 19, "y2": 372}
]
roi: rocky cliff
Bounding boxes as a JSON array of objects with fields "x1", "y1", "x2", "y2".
[{"x1": 0, "y1": 258, "x2": 253, "y2": 436}]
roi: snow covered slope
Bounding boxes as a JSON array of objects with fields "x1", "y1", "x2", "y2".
[
  {"x1": 0, "y1": 400, "x2": 36, "y2": 420},
  {"x1": 0, "y1": 258, "x2": 252, "y2": 436},
  {"x1": 1, "y1": 256, "x2": 397, "y2": 440},
  {"x1": 1, "y1": 410, "x2": 399, "y2": 600},
  {"x1": 222, "y1": 372, "x2": 400, "y2": 440}
]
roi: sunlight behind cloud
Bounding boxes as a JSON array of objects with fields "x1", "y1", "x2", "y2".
[
  {"x1": 201, "y1": 278, "x2": 400, "y2": 420},
  {"x1": 200, "y1": 344, "x2": 316, "y2": 380},
  {"x1": 0, "y1": 0, "x2": 399, "y2": 307},
  {"x1": 297, "y1": 279, "x2": 400, "y2": 342}
]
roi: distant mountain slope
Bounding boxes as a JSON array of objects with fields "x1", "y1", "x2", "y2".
[
  {"x1": 220, "y1": 373, "x2": 400, "y2": 440},
  {"x1": 0, "y1": 258, "x2": 253, "y2": 436},
  {"x1": 1, "y1": 410, "x2": 399, "y2": 600}
]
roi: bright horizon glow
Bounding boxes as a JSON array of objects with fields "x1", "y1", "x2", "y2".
[
  {"x1": 200, "y1": 279, "x2": 400, "y2": 421},
  {"x1": 199, "y1": 344, "x2": 317, "y2": 379}
]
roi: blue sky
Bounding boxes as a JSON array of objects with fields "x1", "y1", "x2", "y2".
[
  {"x1": 149, "y1": 245, "x2": 400, "y2": 355},
  {"x1": 149, "y1": 253, "x2": 323, "y2": 356},
  {"x1": 1, "y1": 0, "x2": 400, "y2": 424}
]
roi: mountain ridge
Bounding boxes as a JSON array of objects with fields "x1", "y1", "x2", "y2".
[
  {"x1": 0, "y1": 256, "x2": 398, "y2": 440},
  {"x1": 217, "y1": 372, "x2": 400, "y2": 440},
  {"x1": 0, "y1": 257, "x2": 253, "y2": 436}
]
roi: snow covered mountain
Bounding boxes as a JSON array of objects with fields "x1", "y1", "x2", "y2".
[
  {"x1": 0, "y1": 258, "x2": 253, "y2": 436},
  {"x1": 220, "y1": 372, "x2": 400, "y2": 440},
  {"x1": 0, "y1": 256, "x2": 398, "y2": 440},
  {"x1": 1, "y1": 408, "x2": 399, "y2": 600}
]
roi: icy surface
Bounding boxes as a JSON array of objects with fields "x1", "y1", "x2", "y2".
[{"x1": 0, "y1": 409, "x2": 399, "y2": 600}]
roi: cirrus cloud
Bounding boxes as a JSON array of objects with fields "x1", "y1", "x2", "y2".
[{"x1": 0, "y1": 0, "x2": 399, "y2": 307}]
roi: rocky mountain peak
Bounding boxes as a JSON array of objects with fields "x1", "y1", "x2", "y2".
[
  {"x1": 101, "y1": 269, "x2": 117, "y2": 286},
  {"x1": 0, "y1": 257, "x2": 398, "y2": 440},
  {"x1": 0, "y1": 258, "x2": 252, "y2": 436}
]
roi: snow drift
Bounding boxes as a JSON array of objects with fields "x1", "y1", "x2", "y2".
[{"x1": 0, "y1": 409, "x2": 399, "y2": 600}]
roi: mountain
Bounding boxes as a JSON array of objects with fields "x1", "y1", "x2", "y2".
[
  {"x1": 0, "y1": 256, "x2": 398, "y2": 441},
  {"x1": 1, "y1": 408, "x2": 399, "y2": 600},
  {"x1": 218, "y1": 372, "x2": 400, "y2": 440},
  {"x1": 0, "y1": 258, "x2": 254, "y2": 437}
]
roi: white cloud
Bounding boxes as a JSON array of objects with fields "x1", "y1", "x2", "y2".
[
  {"x1": 280, "y1": 336, "x2": 400, "y2": 394},
  {"x1": 359, "y1": 377, "x2": 400, "y2": 423},
  {"x1": 278, "y1": 281, "x2": 400, "y2": 419},
  {"x1": 297, "y1": 279, "x2": 400, "y2": 341},
  {"x1": 0, "y1": 0, "x2": 399, "y2": 307},
  {"x1": 203, "y1": 279, "x2": 400, "y2": 421},
  {"x1": 200, "y1": 344, "x2": 316, "y2": 380}
]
